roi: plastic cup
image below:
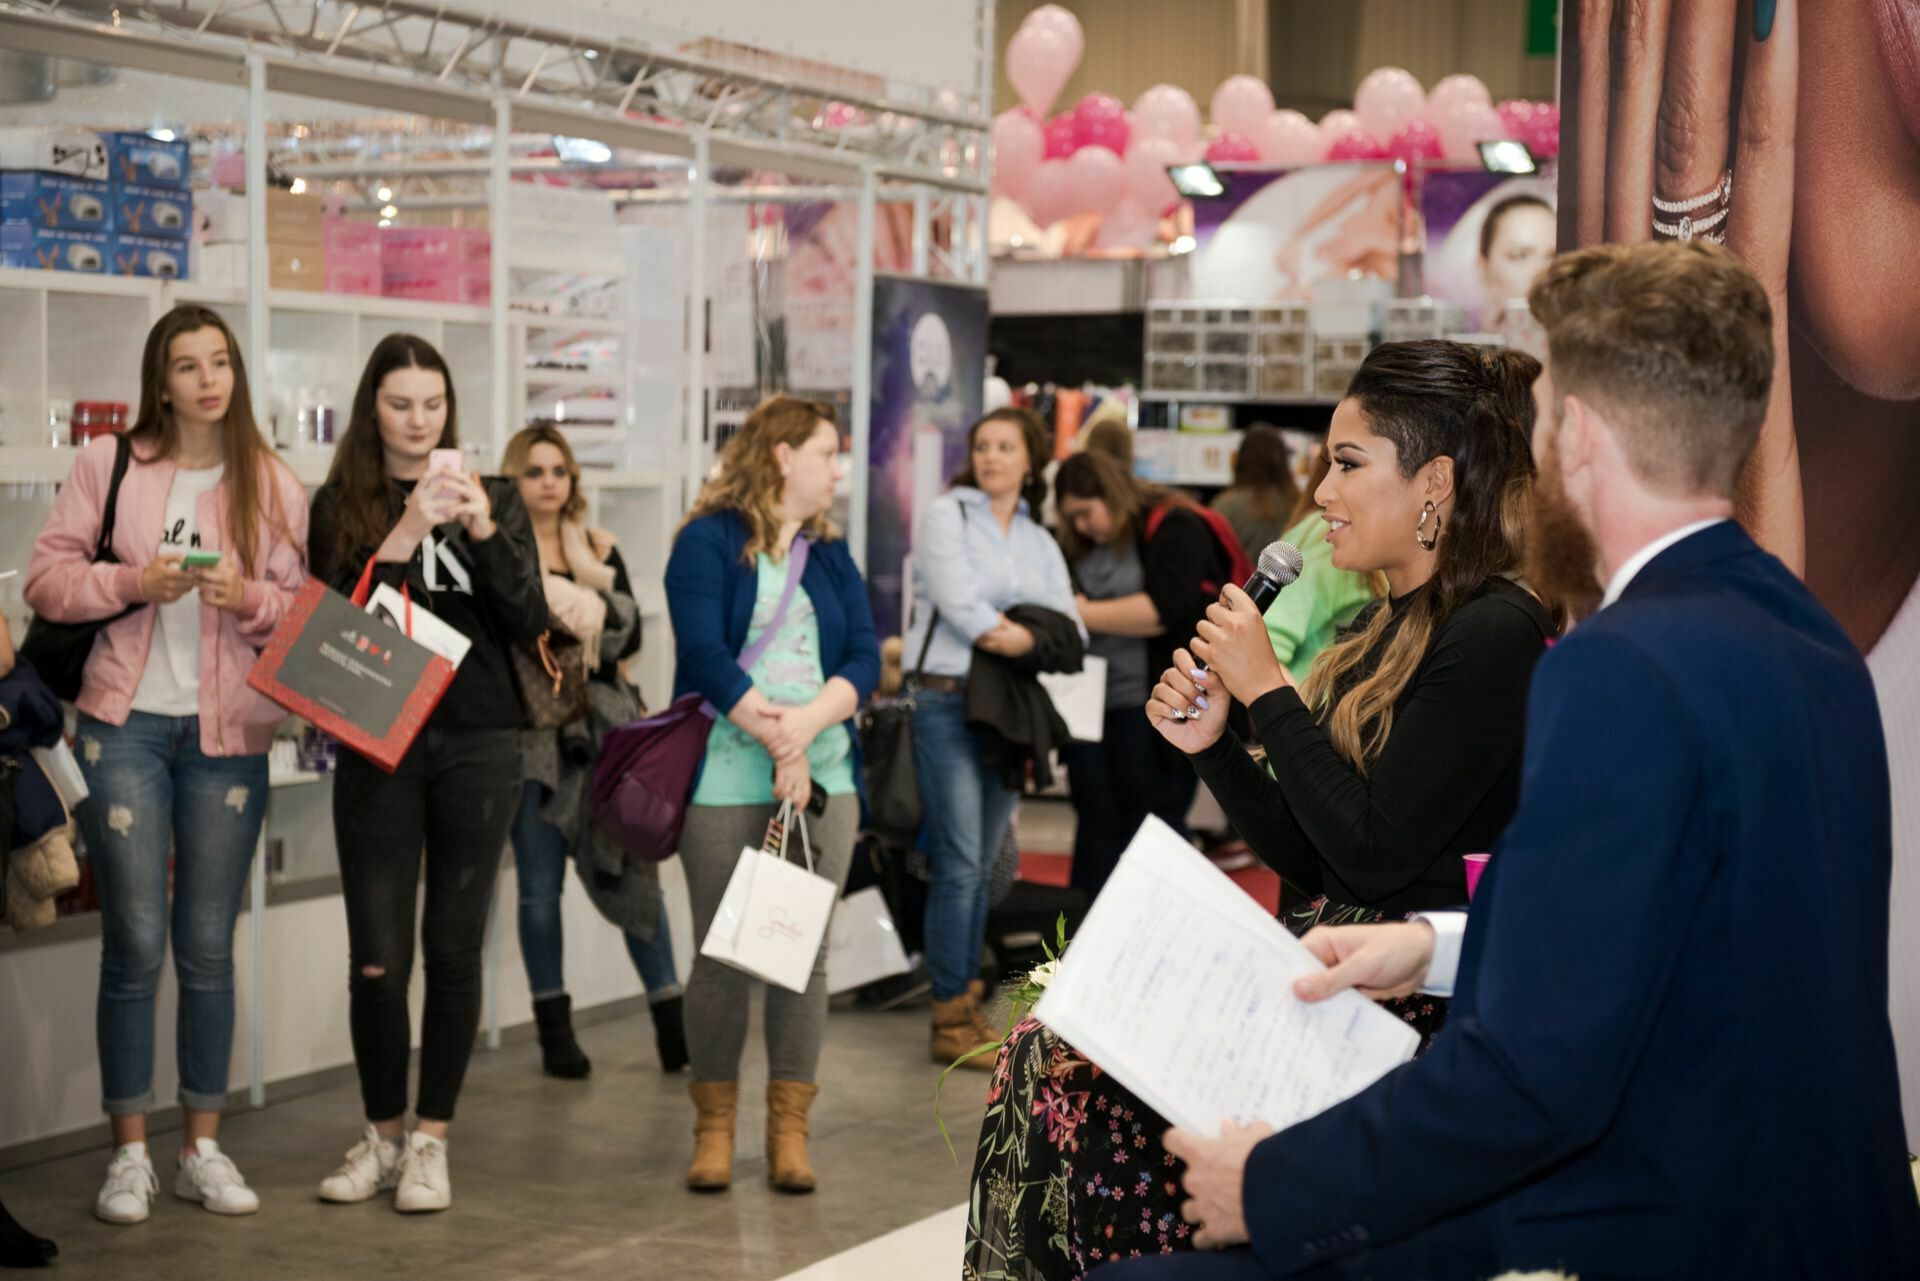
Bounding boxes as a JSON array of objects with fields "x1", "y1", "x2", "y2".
[{"x1": 1462, "y1": 853, "x2": 1490, "y2": 902}]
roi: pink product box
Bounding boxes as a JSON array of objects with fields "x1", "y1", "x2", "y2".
[
  {"x1": 379, "y1": 226, "x2": 489, "y2": 267},
  {"x1": 382, "y1": 264, "x2": 489, "y2": 304},
  {"x1": 325, "y1": 257, "x2": 382, "y2": 296},
  {"x1": 325, "y1": 217, "x2": 382, "y2": 259}
]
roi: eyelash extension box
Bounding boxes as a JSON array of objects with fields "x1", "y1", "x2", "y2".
[
  {"x1": 0, "y1": 225, "x2": 112, "y2": 273},
  {"x1": 0, "y1": 172, "x2": 115, "y2": 233}
]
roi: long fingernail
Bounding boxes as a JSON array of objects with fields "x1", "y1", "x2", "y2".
[
  {"x1": 1185, "y1": 707, "x2": 1200, "y2": 719},
  {"x1": 1195, "y1": 696, "x2": 1211, "y2": 711},
  {"x1": 1755, "y1": 0, "x2": 1776, "y2": 40},
  {"x1": 1189, "y1": 669, "x2": 1208, "y2": 683}
]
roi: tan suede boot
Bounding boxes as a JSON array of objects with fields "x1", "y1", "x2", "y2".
[
  {"x1": 766, "y1": 1080, "x2": 820, "y2": 1194},
  {"x1": 685, "y1": 1081, "x2": 738, "y2": 1192},
  {"x1": 931, "y1": 994, "x2": 996, "y2": 1068},
  {"x1": 967, "y1": 985, "x2": 1000, "y2": 1045}
]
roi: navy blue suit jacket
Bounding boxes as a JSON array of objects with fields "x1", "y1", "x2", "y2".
[{"x1": 1235, "y1": 523, "x2": 1920, "y2": 1279}]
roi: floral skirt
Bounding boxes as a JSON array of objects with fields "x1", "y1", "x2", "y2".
[{"x1": 961, "y1": 897, "x2": 1447, "y2": 1281}]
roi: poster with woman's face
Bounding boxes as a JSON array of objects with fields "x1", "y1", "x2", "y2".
[
  {"x1": 1556, "y1": 0, "x2": 1920, "y2": 1153},
  {"x1": 1419, "y1": 170, "x2": 1558, "y2": 331}
]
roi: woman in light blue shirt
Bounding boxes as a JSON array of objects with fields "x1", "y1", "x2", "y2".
[{"x1": 906, "y1": 407, "x2": 1080, "y2": 1067}]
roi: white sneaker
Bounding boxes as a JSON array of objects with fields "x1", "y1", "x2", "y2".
[
  {"x1": 318, "y1": 1126, "x2": 403, "y2": 1204},
  {"x1": 174, "y1": 1138, "x2": 260, "y2": 1216},
  {"x1": 394, "y1": 1132, "x2": 450, "y2": 1214},
  {"x1": 95, "y1": 1143, "x2": 158, "y2": 1225}
]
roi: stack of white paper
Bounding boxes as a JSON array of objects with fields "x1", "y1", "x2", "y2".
[{"x1": 1033, "y1": 816, "x2": 1420, "y2": 1138}]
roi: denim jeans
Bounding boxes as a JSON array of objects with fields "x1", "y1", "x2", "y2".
[
  {"x1": 74, "y1": 712, "x2": 268, "y2": 1117},
  {"x1": 511, "y1": 783, "x2": 679, "y2": 1002},
  {"x1": 1059, "y1": 709, "x2": 1197, "y2": 900},
  {"x1": 912, "y1": 688, "x2": 1020, "y2": 1001},
  {"x1": 334, "y1": 727, "x2": 519, "y2": 1124}
]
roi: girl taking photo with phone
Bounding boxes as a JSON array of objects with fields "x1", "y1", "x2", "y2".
[
  {"x1": 25, "y1": 305, "x2": 308, "y2": 1228},
  {"x1": 306, "y1": 333, "x2": 545, "y2": 1214}
]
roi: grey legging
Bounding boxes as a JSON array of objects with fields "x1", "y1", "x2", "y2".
[{"x1": 681, "y1": 793, "x2": 859, "y2": 1083}]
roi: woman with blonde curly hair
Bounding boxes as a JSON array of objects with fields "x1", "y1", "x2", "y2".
[{"x1": 662, "y1": 395, "x2": 880, "y2": 1196}]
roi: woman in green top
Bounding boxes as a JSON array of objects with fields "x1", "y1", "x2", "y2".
[{"x1": 1264, "y1": 449, "x2": 1380, "y2": 671}]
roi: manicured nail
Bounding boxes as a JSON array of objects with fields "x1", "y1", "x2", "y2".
[
  {"x1": 1189, "y1": 669, "x2": 1208, "y2": 682},
  {"x1": 1755, "y1": 0, "x2": 1776, "y2": 41},
  {"x1": 1185, "y1": 706, "x2": 1201, "y2": 719},
  {"x1": 1195, "y1": 696, "x2": 1211, "y2": 711}
]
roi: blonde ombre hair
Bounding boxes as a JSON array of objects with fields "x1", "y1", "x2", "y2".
[
  {"x1": 500, "y1": 423, "x2": 615, "y2": 592},
  {"x1": 683, "y1": 395, "x2": 840, "y2": 561}
]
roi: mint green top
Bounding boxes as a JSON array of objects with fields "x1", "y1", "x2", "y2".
[
  {"x1": 1264, "y1": 510, "x2": 1379, "y2": 676},
  {"x1": 691, "y1": 552, "x2": 857, "y2": 807}
]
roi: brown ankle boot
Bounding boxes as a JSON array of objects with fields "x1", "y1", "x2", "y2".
[
  {"x1": 766, "y1": 1080, "x2": 820, "y2": 1194},
  {"x1": 967, "y1": 986, "x2": 1000, "y2": 1045},
  {"x1": 931, "y1": 994, "x2": 996, "y2": 1068},
  {"x1": 686, "y1": 1081, "x2": 738, "y2": 1192}
]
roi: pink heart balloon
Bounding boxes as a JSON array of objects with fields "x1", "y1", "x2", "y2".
[
  {"x1": 1210, "y1": 74, "x2": 1276, "y2": 140},
  {"x1": 1355, "y1": 67, "x2": 1426, "y2": 143},
  {"x1": 1066, "y1": 144, "x2": 1127, "y2": 216},
  {"x1": 990, "y1": 109, "x2": 1045, "y2": 200},
  {"x1": 1125, "y1": 135, "x2": 1183, "y2": 216},
  {"x1": 1006, "y1": 23, "x2": 1077, "y2": 117},
  {"x1": 1073, "y1": 92, "x2": 1131, "y2": 155},
  {"x1": 1256, "y1": 109, "x2": 1324, "y2": 166},
  {"x1": 1326, "y1": 130, "x2": 1388, "y2": 162},
  {"x1": 1133, "y1": 84, "x2": 1203, "y2": 151},
  {"x1": 1043, "y1": 113, "x2": 1079, "y2": 160},
  {"x1": 1205, "y1": 131, "x2": 1261, "y2": 164}
]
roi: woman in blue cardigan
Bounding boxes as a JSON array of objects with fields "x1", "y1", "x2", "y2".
[{"x1": 663, "y1": 395, "x2": 879, "y2": 1197}]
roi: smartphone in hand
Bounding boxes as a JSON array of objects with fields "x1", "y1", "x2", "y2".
[{"x1": 182, "y1": 549, "x2": 223, "y2": 570}]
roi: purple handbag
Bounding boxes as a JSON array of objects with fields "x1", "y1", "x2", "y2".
[{"x1": 591, "y1": 536, "x2": 809, "y2": 862}]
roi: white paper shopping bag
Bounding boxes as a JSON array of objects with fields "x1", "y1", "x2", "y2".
[
  {"x1": 698, "y1": 804, "x2": 838, "y2": 993},
  {"x1": 826, "y1": 886, "x2": 912, "y2": 995},
  {"x1": 1038, "y1": 654, "x2": 1108, "y2": 743}
]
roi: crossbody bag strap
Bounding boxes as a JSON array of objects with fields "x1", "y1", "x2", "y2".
[
  {"x1": 909, "y1": 498, "x2": 969, "y2": 681},
  {"x1": 737, "y1": 533, "x2": 810, "y2": 673},
  {"x1": 93, "y1": 433, "x2": 134, "y2": 564}
]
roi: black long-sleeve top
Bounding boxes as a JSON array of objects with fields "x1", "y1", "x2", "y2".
[
  {"x1": 1191, "y1": 576, "x2": 1553, "y2": 913},
  {"x1": 309, "y1": 477, "x2": 547, "y2": 732}
]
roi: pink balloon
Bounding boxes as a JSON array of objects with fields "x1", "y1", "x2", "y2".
[
  {"x1": 1133, "y1": 84, "x2": 1203, "y2": 151},
  {"x1": 1438, "y1": 100, "x2": 1509, "y2": 161},
  {"x1": 1204, "y1": 131, "x2": 1261, "y2": 164},
  {"x1": 1427, "y1": 74, "x2": 1491, "y2": 120},
  {"x1": 1326, "y1": 130, "x2": 1388, "y2": 162},
  {"x1": 1355, "y1": 67, "x2": 1426, "y2": 142},
  {"x1": 990, "y1": 109, "x2": 1044, "y2": 200},
  {"x1": 1073, "y1": 92, "x2": 1130, "y2": 155},
  {"x1": 1387, "y1": 119, "x2": 1444, "y2": 166},
  {"x1": 1125, "y1": 135, "x2": 1183, "y2": 216},
  {"x1": 1319, "y1": 108, "x2": 1364, "y2": 140},
  {"x1": 817, "y1": 101, "x2": 865, "y2": 130},
  {"x1": 1094, "y1": 199, "x2": 1160, "y2": 251},
  {"x1": 1022, "y1": 5, "x2": 1085, "y2": 68},
  {"x1": 1005, "y1": 23, "x2": 1078, "y2": 117},
  {"x1": 1210, "y1": 74, "x2": 1276, "y2": 139},
  {"x1": 1256, "y1": 109, "x2": 1323, "y2": 166},
  {"x1": 1066, "y1": 145, "x2": 1126, "y2": 216},
  {"x1": 1025, "y1": 159, "x2": 1079, "y2": 227},
  {"x1": 1525, "y1": 102, "x2": 1561, "y2": 158},
  {"x1": 1042, "y1": 113, "x2": 1079, "y2": 160},
  {"x1": 1496, "y1": 99, "x2": 1538, "y2": 136}
]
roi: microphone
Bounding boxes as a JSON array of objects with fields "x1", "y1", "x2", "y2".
[{"x1": 1190, "y1": 539, "x2": 1305, "y2": 684}]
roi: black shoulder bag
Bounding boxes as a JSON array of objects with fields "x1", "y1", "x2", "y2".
[{"x1": 21, "y1": 434, "x2": 141, "y2": 702}]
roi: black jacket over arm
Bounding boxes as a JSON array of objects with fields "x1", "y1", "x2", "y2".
[
  {"x1": 965, "y1": 603, "x2": 1084, "y2": 791},
  {"x1": 1189, "y1": 577, "x2": 1551, "y2": 913}
]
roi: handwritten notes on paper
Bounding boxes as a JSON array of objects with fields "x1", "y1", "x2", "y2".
[{"x1": 1033, "y1": 816, "x2": 1420, "y2": 1138}]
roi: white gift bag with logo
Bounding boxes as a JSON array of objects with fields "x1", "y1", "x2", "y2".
[
  {"x1": 826, "y1": 886, "x2": 912, "y2": 995},
  {"x1": 699, "y1": 801, "x2": 837, "y2": 994}
]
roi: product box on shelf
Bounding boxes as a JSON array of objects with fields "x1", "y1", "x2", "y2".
[
  {"x1": 102, "y1": 131, "x2": 191, "y2": 188},
  {"x1": 324, "y1": 253, "x2": 382, "y2": 296},
  {"x1": 0, "y1": 172, "x2": 114, "y2": 232},
  {"x1": 324, "y1": 217, "x2": 382, "y2": 259},
  {"x1": 382, "y1": 263, "x2": 489, "y2": 304},
  {"x1": 111, "y1": 234, "x2": 188, "y2": 279},
  {"x1": 1308, "y1": 274, "x2": 1391, "y2": 340},
  {"x1": 271, "y1": 242, "x2": 324, "y2": 291},
  {"x1": 1384, "y1": 298, "x2": 1469, "y2": 343},
  {"x1": 0, "y1": 224, "x2": 111, "y2": 273},
  {"x1": 195, "y1": 188, "x2": 245, "y2": 242},
  {"x1": 267, "y1": 190, "x2": 327, "y2": 245},
  {"x1": 1312, "y1": 335, "x2": 1372, "y2": 399},
  {"x1": 380, "y1": 225, "x2": 490, "y2": 267},
  {"x1": 0, "y1": 128, "x2": 109, "y2": 181},
  {"x1": 112, "y1": 184, "x2": 194, "y2": 240}
]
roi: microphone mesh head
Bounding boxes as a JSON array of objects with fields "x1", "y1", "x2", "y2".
[{"x1": 1259, "y1": 540, "x2": 1305, "y2": 586}]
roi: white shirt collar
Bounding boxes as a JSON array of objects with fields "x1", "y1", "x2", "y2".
[{"x1": 1600, "y1": 518, "x2": 1729, "y2": 610}]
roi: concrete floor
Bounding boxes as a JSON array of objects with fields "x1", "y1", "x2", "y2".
[{"x1": 0, "y1": 1001, "x2": 991, "y2": 1280}]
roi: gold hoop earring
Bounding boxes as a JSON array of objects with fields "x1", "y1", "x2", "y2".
[{"x1": 1415, "y1": 501, "x2": 1440, "y2": 552}]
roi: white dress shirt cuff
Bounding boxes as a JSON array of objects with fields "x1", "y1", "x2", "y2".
[{"x1": 1413, "y1": 911, "x2": 1468, "y2": 998}]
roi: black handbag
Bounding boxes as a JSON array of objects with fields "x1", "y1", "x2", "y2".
[
  {"x1": 510, "y1": 629, "x2": 590, "y2": 729},
  {"x1": 21, "y1": 434, "x2": 140, "y2": 702},
  {"x1": 859, "y1": 609, "x2": 937, "y2": 845}
]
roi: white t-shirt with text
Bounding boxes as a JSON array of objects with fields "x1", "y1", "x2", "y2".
[{"x1": 130, "y1": 464, "x2": 225, "y2": 717}]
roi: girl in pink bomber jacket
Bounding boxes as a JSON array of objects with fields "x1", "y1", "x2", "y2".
[{"x1": 24, "y1": 305, "x2": 307, "y2": 1230}]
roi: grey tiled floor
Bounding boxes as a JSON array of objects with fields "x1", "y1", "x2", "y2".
[{"x1": 0, "y1": 1002, "x2": 991, "y2": 1280}]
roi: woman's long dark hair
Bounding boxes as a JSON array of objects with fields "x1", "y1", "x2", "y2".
[
  {"x1": 1229, "y1": 424, "x2": 1300, "y2": 524},
  {"x1": 323, "y1": 333, "x2": 458, "y2": 568},
  {"x1": 950, "y1": 407, "x2": 1050, "y2": 513},
  {"x1": 1300, "y1": 339, "x2": 1542, "y2": 772},
  {"x1": 129, "y1": 305, "x2": 292, "y2": 575}
]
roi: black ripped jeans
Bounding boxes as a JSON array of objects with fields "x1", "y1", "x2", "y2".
[{"x1": 334, "y1": 727, "x2": 520, "y2": 1123}]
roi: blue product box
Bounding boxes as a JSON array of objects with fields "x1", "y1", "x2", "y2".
[
  {"x1": 113, "y1": 183, "x2": 193, "y2": 240},
  {"x1": 101, "y1": 131, "x2": 190, "y2": 188},
  {"x1": 0, "y1": 172, "x2": 114, "y2": 232},
  {"x1": 111, "y1": 233, "x2": 188, "y2": 280},
  {"x1": 0, "y1": 224, "x2": 111, "y2": 273}
]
